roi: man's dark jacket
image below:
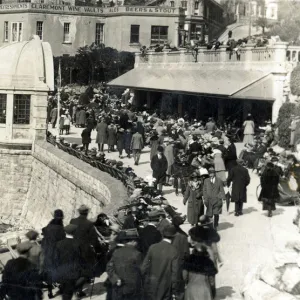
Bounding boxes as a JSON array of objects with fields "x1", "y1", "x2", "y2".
[{"x1": 141, "y1": 240, "x2": 179, "y2": 300}]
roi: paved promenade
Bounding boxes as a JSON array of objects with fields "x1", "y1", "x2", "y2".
[{"x1": 46, "y1": 126, "x2": 299, "y2": 299}]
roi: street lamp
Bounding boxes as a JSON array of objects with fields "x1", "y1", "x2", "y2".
[{"x1": 56, "y1": 58, "x2": 62, "y2": 143}]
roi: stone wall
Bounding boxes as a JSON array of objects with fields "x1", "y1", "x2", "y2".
[
  {"x1": 0, "y1": 149, "x2": 33, "y2": 223},
  {"x1": 21, "y1": 141, "x2": 127, "y2": 230}
]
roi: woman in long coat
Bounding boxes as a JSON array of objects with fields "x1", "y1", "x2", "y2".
[
  {"x1": 78, "y1": 107, "x2": 87, "y2": 128},
  {"x1": 117, "y1": 128, "x2": 125, "y2": 158},
  {"x1": 183, "y1": 173, "x2": 204, "y2": 226},
  {"x1": 243, "y1": 114, "x2": 255, "y2": 144},
  {"x1": 224, "y1": 139, "x2": 237, "y2": 171},
  {"x1": 107, "y1": 123, "x2": 117, "y2": 152},
  {"x1": 259, "y1": 162, "x2": 279, "y2": 217},
  {"x1": 164, "y1": 139, "x2": 174, "y2": 185},
  {"x1": 212, "y1": 149, "x2": 226, "y2": 183},
  {"x1": 149, "y1": 131, "x2": 162, "y2": 160},
  {"x1": 151, "y1": 146, "x2": 168, "y2": 192},
  {"x1": 96, "y1": 118, "x2": 108, "y2": 152},
  {"x1": 182, "y1": 243, "x2": 218, "y2": 300}
]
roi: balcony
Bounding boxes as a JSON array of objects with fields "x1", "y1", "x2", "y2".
[{"x1": 135, "y1": 43, "x2": 300, "y2": 70}]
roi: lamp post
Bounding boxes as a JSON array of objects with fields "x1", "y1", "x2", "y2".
[
  {"x1": 248, "y1": 1, "x2": 252, "y2": 39},
  {"x1": 56, "y1": 58, "x2": 62, "y2": 143}
]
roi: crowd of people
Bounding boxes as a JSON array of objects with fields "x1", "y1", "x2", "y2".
[{"x1": 3, "y1": 91, "x2": 300, "y2": 300}]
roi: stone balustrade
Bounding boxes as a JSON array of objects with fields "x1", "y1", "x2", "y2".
[{"x1": 135, "y1": 43, "x2": 300, "y2": 67}]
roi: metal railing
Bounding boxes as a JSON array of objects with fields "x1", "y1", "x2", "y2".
[{"x1": 46, "y1": 134, "x2": 135, "y2": 196}]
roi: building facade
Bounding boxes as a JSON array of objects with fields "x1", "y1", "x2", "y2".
[{"x1": 0, "y1": 1, "x2": 224, "y2": 56}]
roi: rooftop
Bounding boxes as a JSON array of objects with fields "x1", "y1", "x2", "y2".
[{"x1": 0, "y1": 36, "x2": 54, "y2": 91}]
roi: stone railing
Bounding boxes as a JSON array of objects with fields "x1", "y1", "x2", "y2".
[
  {"x1": 135, "y1": 42, "x2": 297, "y2": 66},
  {"x1": 46, "y1": 133, "x2": 135, "y2": 196}
]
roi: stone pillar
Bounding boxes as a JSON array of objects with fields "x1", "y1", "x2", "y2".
[
  {"x1": 273, "y1": 42, "x2": 289, "y2": 63},
  {"x1": 134, "y1": 52, "x2": 140, "y2": 68},
  {"x1": 187, "y1": 23, "x2": 191, "y2": 43},
  {"x1": 272, "y1": 74, "x2": 286, "y2": 123},
  {"x1": 6, "y1": 92, "x2": 14, "y2": 141},
  {"x1": 243, "y1": 101, "x2": 252, "y2": 120},
  {"x1": 178, "y1": 95, "x2": 183, "y2": 117},
  {"x1": 32, "y1": 92, "x2": 48, "y2": 141},
  {"x1": 218, "y1": 98, "x2": 224, "y2": 125}
]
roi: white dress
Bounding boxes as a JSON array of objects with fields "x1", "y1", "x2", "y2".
[{"x1": 243, "y1": 120, "x2": 254, "y2": 144}]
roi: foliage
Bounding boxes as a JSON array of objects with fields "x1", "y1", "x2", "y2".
[
  {"x1": 291, "y1": 64, "x2": 300, "y2": 96},
  {"x1": 277, "y1": 103, "x2": 296, "y2": 148},
  {"x1": 255, "y1": 17, "x2": 269, "y2": 34},
  {"x1": 53, "y1": 44, "x2": 135, "y2": 86},
  {"x1": 269, "y1": 1, "x2": 300, "y2": 43}
]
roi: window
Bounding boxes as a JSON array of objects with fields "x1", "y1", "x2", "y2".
[
  {"x1": 36, "y1": 21, "x2": 43, "y2": 40},
  {"x1": 0, "y1": 94, "x2": 6, "y2": 124},
  {"x1": 4, "y1": 22, "x2": 8, "y2": 41},
  {"x1": 170, "y1": 1, "x2": 174, "y2": 7},
  {"x1": 194, "y1": 1, "x2": 199, "y2": 9},
  {"x1": 13, "y1": 95, "x2": 30, "y2": 124},
  {"x1": 130, "y1": 25, "x2": 140, "y2": 44},
  {"x1": 151, "y1": 26, "x2": 168, "y2": 44},
  {"x1": 11, "y1": 22, "x2": 23, "y2": 42},
  {"x1": 63, "y1": 23, "x2": 70, "y2": 43},
  {"x1": 181, "y1": 1, "x2": 187, "y2": 8},
  {"x1": 271, "y1": 7, "x2": 275, "y2": 18},
  {"x1": 95, "y1": 23, "x2": 104, "y2": 45}
]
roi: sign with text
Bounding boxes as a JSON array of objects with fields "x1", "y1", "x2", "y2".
[{"x1": 0, "y1": 3, "x2": 180, "y2": 15}]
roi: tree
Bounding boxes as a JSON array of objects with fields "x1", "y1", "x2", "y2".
[
  {"x1": 54, "y1": 44, "x2": 135, "y2": 86},
  {"x1": 255, "y1": 17, "x2": 268, "y2": 34},
  {"x1": 291, "y1": 65, "x2": 300, "y2": 96},
  {"x1": 269, "y1": 1, "x2": 300, "y2": 44}
]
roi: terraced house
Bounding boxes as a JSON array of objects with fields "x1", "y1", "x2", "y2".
[{"x1": 0, "y1": 0, "x2": 225, "y2": 56}]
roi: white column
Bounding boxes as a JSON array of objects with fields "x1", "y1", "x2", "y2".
[
  {"x1": 5, "y1": 92, "x2": 14, "y2": 142},
  {"x1": 272, "y1": 74, "x2": 286, "y2": 123}
]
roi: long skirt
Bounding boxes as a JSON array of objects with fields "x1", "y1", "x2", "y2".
[
  {"x1": 243, "y1": 134, "x2": 254, "y2": 144},
  {"x1": 262, "y1": 197, "x2": 276, "y2": 211}
]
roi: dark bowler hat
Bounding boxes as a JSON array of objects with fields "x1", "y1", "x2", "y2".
[
  {"x1": 172, "y1": 215, "x2": 185, "y2": 227},
  {"x1": 64, "y1": 224, "x2": 78, "y2": 235},
  {"x1": 163, "y1": 225, "x2": 177, "y2": 238},
  {"x1": 25, "y1": 230, "x2": 39, "y2": 241},
  {"x1": 116, "y1": 229, "x2": 139, "y2": 243},
  {"x1": 208, "y1": 167, "x2": 215, "y2": 174},
  {"x1": 53, "y1": 209, "x2": 64, "y2": 219},
  {"x1": 16, "y1": 241, "x2": 33, "y2": 255},
  {"x1": 78, "y1": 204, "x2": 90, "y2": 213},
  {"x1": 199, "y1": 215, "x2": 213, "y2": 227}
]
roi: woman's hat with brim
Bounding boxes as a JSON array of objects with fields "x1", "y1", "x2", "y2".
[
  {"x1": 163, "y1": 225, "x2": 177, "y2": 238},
  {"x1": 208, "y1": 167, "x2": 215, "y2": 173},
  {"x1": 116, "y1": 229, "x2": 139, "y2": 243},
  {"x1": 119, "y1": 128, "x2": 125, "y2": 132},
  {"x1": 190, "y1": 172, "x2": 199, "y2": 179}
]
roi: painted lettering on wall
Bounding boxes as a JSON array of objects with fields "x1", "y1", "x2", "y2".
[
  {"x1": 125, "y1": 6, "x2": 176, "y2": 13},
  {"x1": 0, "y1": 4, "x2": 177, "y2": 14}
]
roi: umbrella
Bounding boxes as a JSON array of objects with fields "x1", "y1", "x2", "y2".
[{"x1": 225, "y1": 191, "x2": 231, "y2": 212}]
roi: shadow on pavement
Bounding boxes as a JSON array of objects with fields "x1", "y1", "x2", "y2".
[
  {"x1": 262, "y1": 207, "x2": 284, "y2": 217},
  {"x1": 138, "y1": 161, "x2": 150, "y2": 165},
  {"x1": 218, "y1": 222, "x2": 234, "y2": 231},
  {"x1": 242, "y1": 207, "x2": 258, "y2": 215},
  {"x1": 215, "y1": 286, "x2": 235, "y2": 300}
]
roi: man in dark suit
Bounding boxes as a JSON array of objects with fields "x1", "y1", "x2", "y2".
[
  {"x1": 70, "y1": 205, "x2": 100, "y2": 279},
  {"x1": 139, "y1": 217, "x2": 162, "y2": 256},
  {"x1": 203, "y1": 167, "x2": 226, "y2": 229},
  {"x1": 141, "y1": 225, "x2": 179, "y2": 300},
  {"x1": 54, "y1": 224, "x2": 86, "y2": 300},
  {"x1": 106, "y1": 230, "x2": 142, "y2": 300},
  {"x1": 227, "y1": 160, "x2": 250, "y2": 216},
  {"x1": 131, "y1": 130, "x2": 144, "y2": 165}
]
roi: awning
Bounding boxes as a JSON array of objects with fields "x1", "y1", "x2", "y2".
[{"x1": 108, "y1": 68, "x2": 274, "y2": 99}]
